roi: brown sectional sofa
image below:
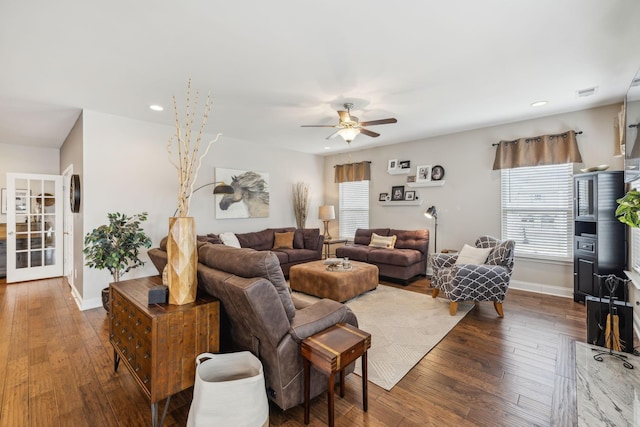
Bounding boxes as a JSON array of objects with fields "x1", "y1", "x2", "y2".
[
  {"x1": 335, "y1": 228, "x2": 429, "y2": 282},
  {"x1": 148, "y1": 243, "x2": 358, "y2": 412},
  {"x1": 183, "y1": 227, "x2": 323, "y2": 277}
]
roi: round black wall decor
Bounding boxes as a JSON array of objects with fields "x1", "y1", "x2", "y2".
[{"x1": 70, "y1": 174, "x2": 81, "y2": 213}]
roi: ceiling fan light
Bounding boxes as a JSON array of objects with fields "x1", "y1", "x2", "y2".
[{"x1": 338, "y1": 128, "x2": 360, "y2": 142}]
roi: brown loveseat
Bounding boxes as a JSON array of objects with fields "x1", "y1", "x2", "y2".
[
  {"x1": 197, "y1": 227, "x2": 323, "y2": 277},
  {"x1": 336, "y1": 228, "x2": 429, "y2": 282},
  {"x1": 147, "y1": 243, "x2": 358, "y2": 411}
]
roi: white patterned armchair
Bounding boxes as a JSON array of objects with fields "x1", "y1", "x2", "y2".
[{"x1": 430, "y1": 236, "x2": 515, "y2": 317}]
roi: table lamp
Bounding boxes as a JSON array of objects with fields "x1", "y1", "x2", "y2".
[{"x1": 318, "y1": 205, "x2": 335, "y2": 240}]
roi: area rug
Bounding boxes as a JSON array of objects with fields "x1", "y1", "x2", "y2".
[
  {"x1": 292, "y1": 285, "x2": 472, "y2": 390},
  {"x1": 575, "y1": 341, "x2": 640, "y2": 426}
]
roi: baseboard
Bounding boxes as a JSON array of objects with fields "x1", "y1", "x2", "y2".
[
  {"x1": 69, "y1": 283, "x2": 103, "y2": 311},
  {"x1": 509, "y1": 279, "x2": 573, "y2": 299}
]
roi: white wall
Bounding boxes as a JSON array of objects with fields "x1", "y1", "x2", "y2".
[
  {"x1": 323, "y1": 103, "x2": 625, "y2": 297},
  {"x1": 0, "y1": 143, "x2": 60, "y2": 222},
  {"x1": 78, "y1": 110, "x2": 324, "y2": 309}
]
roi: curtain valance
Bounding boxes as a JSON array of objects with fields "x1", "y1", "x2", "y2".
[
  {"x1": 334, "y1": 161, "x2": 371, "y2": 183},
  {"x1": 492, "y1": 130, "x2": 583, "y2": 170}
]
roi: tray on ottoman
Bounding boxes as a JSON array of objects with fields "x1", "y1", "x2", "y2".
[{"x1": 289, "y1": 260, "x2": 378, "y2": 302}]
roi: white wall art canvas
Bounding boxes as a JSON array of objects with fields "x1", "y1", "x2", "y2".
[{"x1": 215, "y1": 168, "x2": 270, "y2": 219}]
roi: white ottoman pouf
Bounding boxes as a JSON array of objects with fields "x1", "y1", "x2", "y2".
[{"x1": 187, "y1": 351, "x2": 269, "y2": 427}]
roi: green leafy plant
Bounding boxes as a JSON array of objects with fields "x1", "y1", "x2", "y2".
[
  {"x1": 83, "y1": 212, "x2": 152, "y2": 282},
  {"x1": 616, "y1": 190, "x2": 640, "y2": 228}
]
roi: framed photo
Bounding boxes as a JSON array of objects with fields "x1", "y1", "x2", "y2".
[
  {"x1": 399, "y1": 160, "x2": 411, "y2": 169},
  {"x1": 391, "y1": 185, "x2": 405, "y2": 201},
  {"x1": 1, "y1": 188, "x2": 28, "y2": 214},
  {"x1": 431, "y1": 165, "x2": 445, "y2": 181},
  {"x1": 407, "y1": 175, "x2": 416, "y2": 183},
  {"x1": 379, "y1": 192, "x2": 388, "y2": 201},
  {"x1": 405, "y1": 190, "x2": 416, "y2": 201},
  {"x1": 416, "y1": 165, "x2": 432, "y2": 182},
  {"x1": 387, "y1": 159, "x2": 398, "y2": 171}
]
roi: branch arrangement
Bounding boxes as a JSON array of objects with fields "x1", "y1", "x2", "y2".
[
  {"x1": 293, "y1": 182, "x2": 309, "y2": 229},
  {"x1": 167, "y1": 79, "x2": 221, "y2": 217}
]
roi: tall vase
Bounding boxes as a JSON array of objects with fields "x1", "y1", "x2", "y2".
[{"x1": 166, "y1": 217, "x2": 197, "y2": 305}]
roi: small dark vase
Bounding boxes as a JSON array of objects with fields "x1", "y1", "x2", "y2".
[{"x1": 101, "y1": 287, "x2": 110, "y2": 312}]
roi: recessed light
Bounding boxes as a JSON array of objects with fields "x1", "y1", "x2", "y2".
[
  {"x1": 149, "y1": 104, "x2": 164, "y2": 111},
  {"x1": 324, "y1": 146, "x2": 331, "y2": 150},
  {"x1": 576, "y1": 87, "x2": 598, "y2": 97},
  {"x1": 531, "y1": 101, "x2": 548, "y2": 107}
]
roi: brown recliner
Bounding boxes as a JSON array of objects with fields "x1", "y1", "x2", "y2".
[{"x1": 148, "y1": 243, "x2": 358, "y2": 411}]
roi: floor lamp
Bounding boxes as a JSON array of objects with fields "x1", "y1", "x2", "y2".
[
  {"x1": 172, "y1": 181, "x2": 234, "y2": 216},
  {"x1": 424, "y1": 206, "x2": 438, "y2": 254}
]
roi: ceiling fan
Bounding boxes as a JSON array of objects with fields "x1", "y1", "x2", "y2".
[{"x1": 301, "y1": 103, "x2": 397, "y2": 143}]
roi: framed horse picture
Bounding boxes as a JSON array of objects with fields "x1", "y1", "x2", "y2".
[{"x1": 214, "y1": 167, "x2": 270, "y2": 218}]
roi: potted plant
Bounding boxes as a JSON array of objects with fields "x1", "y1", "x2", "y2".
[
  {"x1": 616, "y1": 189, "x2": 640, "y2": 228},
  {"x1": 84, "y1": 212, "x2": 152, "y2": 311}
]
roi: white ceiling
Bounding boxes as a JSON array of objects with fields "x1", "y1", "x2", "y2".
[{"x1": 1, "y1": 0, "x2": 640, "y2": 155}]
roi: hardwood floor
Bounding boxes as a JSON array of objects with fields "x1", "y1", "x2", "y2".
[{"x1": 0, "y1": 277, "x2": 587, "y2": 426}]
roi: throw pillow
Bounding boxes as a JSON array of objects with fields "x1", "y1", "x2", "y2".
[
  {"x1": 455, "y1": 244, "x2": 492, "y2": 265},
  {"x1": 273, "y1": 231, "x2": 294, "y2": 249},
  {"x1": 369, "y1": 232, "x2": 397, "y2": 249},
  {"x1": 219, "y1": 232, "x2": 241, "y2": 248}
]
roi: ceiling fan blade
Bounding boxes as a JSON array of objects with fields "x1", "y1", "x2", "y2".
[
  {"x1": 326, "y1": 130, "x2": 341, "y2": 140},
  {"x1": 359, "y1": 118, "x2": 397, "y2": 126},
  {"x1": 338, "y1": 110, "x2": 351, "y2": 122},
  {"x1": 359, "y1": 128, "x2": 380, "y2": 138},
  {"x1": 301, "y1": 124, "x2": 340, "y2": 128}
]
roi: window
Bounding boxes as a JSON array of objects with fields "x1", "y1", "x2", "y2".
[
  {"x1": 501, "y1": 163, "x2": 573, "y2": 260},
  {"x1": 339, "y1": 180, "x2": 369, "y2": 239}
]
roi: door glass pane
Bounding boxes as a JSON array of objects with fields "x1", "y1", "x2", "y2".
[
  {"x1": 31, "y1": 250, "x2": 42, "y2": 267},
  {"x1": 44, "y1": 249, "x2": 55, "y2": 266}
]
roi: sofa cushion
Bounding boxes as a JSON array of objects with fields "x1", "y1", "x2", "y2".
[
  {"x1": 273, "y1": 231, "x2": 295, "y2": 249},
  {"x1": 206, "y1": 233, "x2": 223, "y2": 244},
  {"x1": 236, "y1": 229, "x2": 274, "y2": 251},
  {"x1": 335, "y1": 245, "x2": 374, "y2": 262},
  {"x1": 293, "y1": 229, "x2": 305, "y2": 249},
  {"x1": 455, "y1": 244, "x2": 492, "y2": 265},
  {"x1": 198, "y1": 244, "x2": 296, "y2": 321},
  {"x1": 390, "y1": 229, "x2": 429, "y2": 253},
  {"x1": 219, "y1": 232, "x2": 241, "y2": 248},
  {"x1": 270, "y1": 250, "x2": 289, "y2": 264},
  {"x1": 353, "y1": 228, "x2": 390, "y2": 245},
  {"x1": 369, "y1": 233, "x2": 397, "y2": 249},
  {"x1": 368, "y1": 248, "x2": 423, "y2": 266},
  {"x1": 275, "y1": 248, "x2": 318, "y2": 263},
  {"x1": 302, "y1": 228, "x2": 320, "y2": 249}
]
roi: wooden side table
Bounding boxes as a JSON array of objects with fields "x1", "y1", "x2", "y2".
[
  {"x1": 109, "y1": 276, "x2": 220, "y2": 427},
  {"x1": 323, "y1": 238, "x2": 348, "y2": 259},
  {"x1": 301, "y1": 323, "x2": 371, "y2": 427}
]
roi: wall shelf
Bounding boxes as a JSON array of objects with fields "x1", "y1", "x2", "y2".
[
  {"x1": 406, "y1": 180, "x2": 445, "y2": 188},
  {"x1": 387, "y1": 168, "x2": 411, "y2": 175},
  {"x1": 378, "y1": 199, "x2": 423, "y2": 206}
]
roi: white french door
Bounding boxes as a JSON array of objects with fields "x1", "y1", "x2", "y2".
[{"x1": 6, "y1": 173, "x2": 63, "y2": 283}]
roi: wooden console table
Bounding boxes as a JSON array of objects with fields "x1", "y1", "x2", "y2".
[{"x1": 109, "y1": 276, "x2": 220, "y2": 427}]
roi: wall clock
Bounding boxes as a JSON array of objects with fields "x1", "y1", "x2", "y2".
[
  {"x1": 431, "y1": 165, "x2": 445, "y2": 181},
  {"x1": 70, "y1": 174, "x2": 81, "y2": 213}
]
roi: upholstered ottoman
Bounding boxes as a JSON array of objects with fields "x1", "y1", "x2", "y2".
[{"x1": 289, "y1": 260, "x2": 378, "y2": 302}]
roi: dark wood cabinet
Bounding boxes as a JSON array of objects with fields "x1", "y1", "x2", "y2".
[
  {"x1": 573, "y1": 171, "x2": 626, "y2": 302},
  {"x1": 110, "y1": 276, "x2": 220, "y2": 427}
]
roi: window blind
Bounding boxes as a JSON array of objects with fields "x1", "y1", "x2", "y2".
[
  {"x1": 501, "y1": 163, "x2": 573, "y2": 260},
  {"x1": 339, "y1": 180, "x2": 369, "y2": 239}
]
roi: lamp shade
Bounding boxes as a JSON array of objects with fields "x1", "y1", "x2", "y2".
[
  {"x1": 318, "y1": 205, "x2": 335, "y2": 220},
  {"x1": 424, "y1": 206, "x2": 437, "y2": 219},
  {"x1": 212, "y1": 182, "x2": 234, "y2": 194},
  {"x1": 338, "y1": 128, "x2": 360, "y2": 143}
]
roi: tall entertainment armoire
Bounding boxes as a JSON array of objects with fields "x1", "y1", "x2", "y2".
[{"x1": 573, "y1": 171, "x2": 626, "y2": 302}]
